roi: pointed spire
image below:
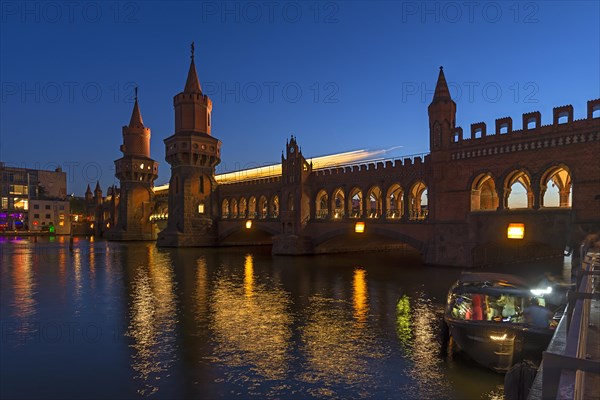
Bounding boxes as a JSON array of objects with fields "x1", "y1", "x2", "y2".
[
  {"x1": 94, "y1": 181, "x2": 102, "y2": 193},
  {"x1": 432, "y1": 66, "x2": 452, "y2": 103},
  {"x1": 184, "y1": 41, "x2": 202, "y2": 93},
  {"x1": 128, "y1": 87, "x2": 145, "y2": 128},
  {"x1": 85, "y1": 184, "x2": 92, "y2": 195}
]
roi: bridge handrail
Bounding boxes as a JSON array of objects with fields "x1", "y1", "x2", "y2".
[{"x1": 539, "y1": 249, "x2": 600, "y2": 399}]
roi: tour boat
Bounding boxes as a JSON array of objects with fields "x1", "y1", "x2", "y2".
[{"x1": 443, "y1": 272, "x2": 563, "y2": 373}]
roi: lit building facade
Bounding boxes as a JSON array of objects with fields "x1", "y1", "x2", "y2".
[{"x1": 0, "y1": 163, "x2": 70, "y2": 233}]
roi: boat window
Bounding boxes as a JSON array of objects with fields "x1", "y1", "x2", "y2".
[{"x1": 450, "y1": 293, "x2": 529, "y2": 323}]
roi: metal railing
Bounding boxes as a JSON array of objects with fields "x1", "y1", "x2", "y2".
[{"x1": 540, "y1": 250, "x2": 600, "y2": 399}]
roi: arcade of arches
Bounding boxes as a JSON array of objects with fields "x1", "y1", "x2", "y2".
[
  {"x1": 470, "y1": 166, "x2": 572, "y2": 211},
  {"x1": 220, "y1": 182, "x2": 429, "y2": 222}
]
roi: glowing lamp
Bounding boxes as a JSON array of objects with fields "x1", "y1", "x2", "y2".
[
  {"x1": 507, "y1": 223, "x2": 525, "y2": 239},
  {"x1": 198, "y1": 203, "x2": 205, "y2": 214},
  {"x1": 245, "y1": 220, "x2": 252, "y2": 229},
  {"x1": 355, "y1": 221, "x2": 365, "y2": 233}
]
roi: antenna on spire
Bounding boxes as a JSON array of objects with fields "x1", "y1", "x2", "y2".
[
  {"x1": 191, "y1": 41, "x2": 195, "y2": 60},
  {"x1": 134, "y1": 86, "x2": 138, "y2": 102}
]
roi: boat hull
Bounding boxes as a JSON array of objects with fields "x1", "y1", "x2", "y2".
[{"x1": 446, "y1": 319, "x2": 553, "y2": 372}]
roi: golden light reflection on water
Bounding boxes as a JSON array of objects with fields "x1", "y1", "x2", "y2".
[
  {"x1": 194, "y1": 256, "x2": 209, "y2": 321},
  {"x1": 126, "y1": 250, "x2": 177, "y2": 397},
  {"x1": 211, "y1": 255, "x2": 292, "y2": 381},
  {"x1": 352, "y1": 268, "x2": 368, "y2": 325},
  {"x1": 244, "y1": 254, "x2": 254, "y2": 298},
  {"x1": 10, "y1": 251, "x2": 36, "y2": 333},
  {"x1": 300, "y1": 295, "x2": 387, "y2": 397}
]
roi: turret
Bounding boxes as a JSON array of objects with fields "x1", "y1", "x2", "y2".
[
  {"x1": 94, "y1": 181, "x2": 102, "y2": 201},
  {"x1": 119, "y1": 88, "x2": 151, "y2": 158},
  {"x1": 428, "y1": 67, "x2": 456, "y2": 150},
  {"x1": 173, "y1": 42, "x2": 213, "y2": 135},
  {"x1": 85, "y1": 184, "x2": 93, "y2": 201},
  {"x1": 110, "y1": 89, "x2": 159, "y2": 241},
  {"x1": 114, "y1": 89, "x2": 159, "y2": 184}
]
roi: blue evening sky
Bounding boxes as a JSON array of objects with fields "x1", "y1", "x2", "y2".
[{"x1": 1, "y1": 1, "x2": 598, "y2": 195}]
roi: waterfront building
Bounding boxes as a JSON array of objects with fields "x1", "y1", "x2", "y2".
[{"x1": 0, "y1": 163, "x2": 70, "y2": 234}]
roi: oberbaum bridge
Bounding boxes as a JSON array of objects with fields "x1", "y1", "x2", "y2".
[{"x1": 86, "y1": 47, "x2": 600, "y2": 268}]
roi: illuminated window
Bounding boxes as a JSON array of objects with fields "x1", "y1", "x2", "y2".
[
  {"x1": 14, "y1": 199, "x2": 28, "y2": 210},
  {"x1": 198, "y1": 203, "x2": 205, "y2": 214},
  {"x1": 9, "y1": 185, "x2": 27, "y2": 195},
  {"x1": 507, "y1": 223, "x2": 525, "y2": 239},
  {"x1": 355, "y1": 221, "x2": 365, "y2": 233}
]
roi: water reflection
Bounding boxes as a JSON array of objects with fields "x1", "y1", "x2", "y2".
[
  {"x1": 300, "y1": 294, "x2": 387, "y2": 398},
  {"x1": 125, "y1": 248, "x2": 178, "y2": 397},
  {"x1": 10, "y1": 250, "x2": 37, "y2": 336},
  {"x1": 396, "y1": 295, "x2": 412, "y2": 348},
  {"x1": 194, "y1": 256, "x2": 209, "y2": 322},
  {"x1": 403, "y1": 293, "x2": 450, "y2": 399},
  {"x1": 0, "y1": 240, "x2": 511, "y2": 399},
  {"x1": 352, "y1": 268, "x2": 368, "y2": 325},
  {"x1": 211, "y1": 254, "x2": 293, "y2": 382}
]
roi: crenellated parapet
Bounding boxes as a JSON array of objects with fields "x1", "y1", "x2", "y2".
[{"x1": 446, "y1": 100, "x2": 600, "y2": 160}]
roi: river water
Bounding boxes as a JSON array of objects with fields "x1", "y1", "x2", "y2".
[{"x1": 0, "y1": 236, "x2": 567, "y2": 399}]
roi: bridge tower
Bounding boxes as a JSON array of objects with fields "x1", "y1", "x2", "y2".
[
  {"x1": 426, "y1": 67, "x2": 463, "y2": 264},
  {"x1": 157, "y1": 43, "x2": 221, "y2": 247},
  {"x1": 109, "y1": 90, "x2": 159, "y2": 240},
  {"x1": 272, "y1": 135, "x2": 313, "y2": 254}
]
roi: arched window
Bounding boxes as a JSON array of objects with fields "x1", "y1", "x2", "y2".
[
  {"x1": 386, "y1": 183, "x2": 403, "y2": 219},
  {"x1": 248, "y1": 196, "x2": 257, "y2": 218},
  {"x1": 315, "y1": 190, "x2": 328, "y2": 219},
  {"x1": 471, "y1": 173, "x2": 499, "y2": 211},
  {"x1": 258, "y1": 195, "x2": 268, "y2": 219},
  {"x1": 332, "y1": 188, "x2": 345, "y2": 219},
  {"x1": 230, "y1": 198, "x2": 238, "y2": 218},
  {"x1": 287, "y1": 193, "x2": 294, "y2": 212},
  {"x1": 409, "y1": 181, "x2": 428, "y2": 220},
  {"x1": 221, "y1": 199, "x2": 229, "y2": 218},
  {"x1": 367, "y1": 186, "x2": 382, "y2": 218},
  {"x1": 504, "y1": 170, "x2": 533, "y2": 209},
  {"x1": 270, "y1": 195, "x2": 280, "y2": 218},
  {"x1": 541, "y1": 166, "x2": 572, "y2": 208},
  {"x1": 348, "y1": 188, "x2": 363, "y2": 219},
  {"x1": 239, "y1": 197, "x2": 247, "y2": 218}
]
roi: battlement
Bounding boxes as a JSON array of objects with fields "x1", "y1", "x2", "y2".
[
  {"x1": 313, "y1": 153, "x2": 430, "y2": 177},
  {"x1": 173, "y1": 92, "x2": 212, "y2": 106},
  {"x1": 450, "y1": 99, "x2": 600, "y2": 146},
  {"x1": 218, "y1": 176, "x2": 282, "y2": 187}
]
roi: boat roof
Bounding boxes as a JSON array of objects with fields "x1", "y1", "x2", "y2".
[{"x1": 457, "y1": 272, "x2": 529, "y2": 288}]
